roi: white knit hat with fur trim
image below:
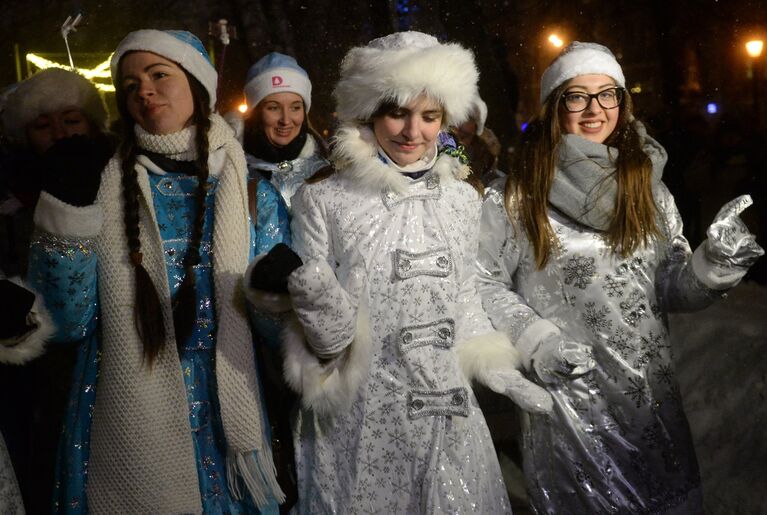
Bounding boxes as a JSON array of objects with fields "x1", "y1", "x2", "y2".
[
  {"x1": 540, "y1": 41, "x2": 625, "y2": 104},
  {"x1": 110, "y1": 29, "x2": 217, "y2": 108},
  {"x1": 333, "y1": 31, "x2": 479, "y2": 126},
  {"x1": 244, "y1": 52, "x2": 312, "y2": 112},
  {"x1": 2, "y1": 68, "x2": 108, "y2": 147}
]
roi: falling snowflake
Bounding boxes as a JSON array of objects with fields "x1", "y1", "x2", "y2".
[{"x1": 563, "y1": 255, "x2": 597, "y2": 289}]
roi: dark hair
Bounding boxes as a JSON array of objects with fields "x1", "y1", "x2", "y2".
[
  {"x1": 506, "y1": 82, "x2": 661, "y2": 268},
  {"x1": 115, "y1": 57, "x2": 211, "y2": 365}
]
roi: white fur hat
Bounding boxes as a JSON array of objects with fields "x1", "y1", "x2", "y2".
[
  {"x1": 2, "y1": 68, "x2": 108, "y2": 147},
  {"x1": 110, "y1": 29, "x2": 218, "y2": 108},
  {"x1": 333, "y1": 31, "x2": 479, "y2": 126},
  {"x1": 540, "y1": 41, "x2": 625, "y2": 104},
  {"x1": 244, "y1": 52, "x2": 312, "y2": 112}
]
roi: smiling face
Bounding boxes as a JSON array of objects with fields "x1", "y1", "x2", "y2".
[
  {"x1": 255, "y1": 92, "x2": 305, "y2": 147},
  {"x1": 120, "y1": 51, "x2": 195, "y2": 135},
  {"x1": 373, "y1": 95, "x2": 443, "y2": 167},
  {"x1": 26, "y1": 107, "x2": 94, "y2": 154},
  {"x1": 559, "y1": 74, "x2": 620, "y2": 144}
]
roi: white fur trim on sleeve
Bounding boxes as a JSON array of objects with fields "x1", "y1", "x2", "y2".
[
  {"x1": 281, "y1": 303, "x2": 373, "y2": 416},
  {"x1": 455, "y1": 331, "x2": 521, "y2": 381},
  {"x1": 243, "y1": 254, "x2": 293, "y2": 313},
  {"x1": 516, "y1": 319, "x2": 560, "y2": 369},
  {"x1": 691, "y1": 243, "x2": 745, "y2": 290},
  {"x1": 0, "y1": 281, "x2": 54, "y2": 365},
  {"x1": 33, "y1": 190, "x2": 103, "y2": 238}
]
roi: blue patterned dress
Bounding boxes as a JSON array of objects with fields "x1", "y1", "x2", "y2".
[{"x1": 28, "y1": 172, "x2": 290, "y2": 514}]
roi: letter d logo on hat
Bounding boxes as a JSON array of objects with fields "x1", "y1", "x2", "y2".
[{"x1": 272, "y1": 75, "x2": 283, "y2": 87}]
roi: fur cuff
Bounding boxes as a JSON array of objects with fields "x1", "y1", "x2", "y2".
[
  {"x1": 33, "y1": 191, "x2": 103, "y2": 238},
  {"x1": 0, "y1": 280, "x2": 54, "y2": 365},
  {"x1": 456, "y1": 331, "x2": 522, "y2": 380},
  {"x1": 281, "y1": 303, "x2": 373, "y2": 415},
  {"x1": 691, "y1": 243, "x2": 745, "y2": 290},
  {"x1": 331, "y1": 125, "x2": 466, "y2": 195},
  {"x1": 243, "y1": 254, "x2": 293, "y2": 313}
]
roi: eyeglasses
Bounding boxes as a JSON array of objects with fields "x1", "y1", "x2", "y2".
[{"x1": 561, "y1": 87, "x2": 624, "y2": 113}]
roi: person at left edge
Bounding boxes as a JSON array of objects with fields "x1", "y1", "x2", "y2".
[{"x1": 27, "y1": 29, "x2": 289, "y2": 513}]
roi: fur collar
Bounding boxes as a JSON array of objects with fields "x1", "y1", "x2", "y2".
[{"x1": 330, "y1": 124, "x2": 470, "y2": 194}]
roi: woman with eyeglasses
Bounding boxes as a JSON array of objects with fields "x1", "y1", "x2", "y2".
[{"x1": 476, "y1": 42, "x2": 763, "y2": 514}]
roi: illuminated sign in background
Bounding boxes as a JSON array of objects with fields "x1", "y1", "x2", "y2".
[{"x1": 25, "y1": 53, "x2": 114, "y2": 92}]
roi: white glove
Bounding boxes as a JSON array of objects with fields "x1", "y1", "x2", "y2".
[
  {"x1": 477, "y1": 368, "x2": 553, "y2": 414},
  {"x1": 287, "y1": 255, "x2": 366, "y2": 359}
]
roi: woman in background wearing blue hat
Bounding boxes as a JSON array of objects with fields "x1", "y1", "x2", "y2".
[
  {"x1": 27, "y1": 29, "x2": 288, "y2": 513},
  {"x1": 237, "y1": 52, "x2": 328, "y2": 209}
]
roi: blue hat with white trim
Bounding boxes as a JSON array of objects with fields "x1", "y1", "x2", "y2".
[{"x1": 111, "y1": 29, "x2": 218, "y2": 108}]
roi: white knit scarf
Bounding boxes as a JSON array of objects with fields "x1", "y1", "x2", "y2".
[{"x1": 86, "y1": 114, "x2": 283, "y2": 512}]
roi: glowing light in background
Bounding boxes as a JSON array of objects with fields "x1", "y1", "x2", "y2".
[
  {"x1": 707, "y1": 102, "x2": 718, "y2": 114},
  {"x1": 548, "y1": 34, "x2": 564, "y2": 48},
  {"x1": 238, "y1": 103, "x2": 248, "y2": 113},
  {"x1": 25, "y1": 53, "x2": 114, "y2": 92},
  {"x1": 746, "y1": 40, "x2": 764, "y2": 59}
]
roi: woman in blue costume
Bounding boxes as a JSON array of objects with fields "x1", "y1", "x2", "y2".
[
  {"x1": 238, "y1": 52, "x2": 328, "y2": 209},
  {"x1": 27, "y1": 29, "x2": 288, "y2": 513}
]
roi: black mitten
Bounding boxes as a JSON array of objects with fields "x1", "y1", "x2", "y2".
[
  {"x1": 40, "y1": 133, "x2": 115, "y2": 207},
  {"x1": 0, "y1": 279, "x2": 36, "y2": 340},
  {"x1": 250, "y1": 243, "x2": 303, "y2": 293}
]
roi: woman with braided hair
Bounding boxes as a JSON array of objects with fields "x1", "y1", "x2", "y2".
[{"x1": 27, "y1": 29, "x2": 288, "y2": 513}]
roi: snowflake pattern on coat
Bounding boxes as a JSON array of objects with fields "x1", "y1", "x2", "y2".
[{"x1": 476, "y1": 181, "x2": 722, "y2": 515}]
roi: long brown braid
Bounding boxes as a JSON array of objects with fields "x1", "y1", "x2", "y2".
[
  {"x1": 172, "y1": 75, "x2": 211, "y2": 347},
  {"x1": 116, "y1": 61, "x2": 212, "y2": 365}
]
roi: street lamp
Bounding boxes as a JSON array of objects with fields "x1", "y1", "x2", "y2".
[
  {"x1": 746, "y1": 40, "x2": 764, "y2": 59},
  {"x1": 746, "y1": 39, "x2": 764, "y2": 126},
  {"x1": 548, "y1": 34, "x2": 564, "y2": 48}
]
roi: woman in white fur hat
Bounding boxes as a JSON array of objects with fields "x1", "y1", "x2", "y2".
[
  {"x1": 476, "y1": 41, "x2": 763, "y2": 514},
  {"x1": 27, "y1": 29, "x2": 288, "y2": 513},
  {"x1": 0, "y1": 68, "x2": 114, "y2": 513},
  {"x1": 247, "y1": 31, "x2": 552, "y2": 514},
  {"x1": 237, "y1": 52, "x2": 328, "y2": 209}
]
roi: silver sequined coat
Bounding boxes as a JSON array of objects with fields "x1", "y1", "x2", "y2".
[
  {"x1": 476, "y1": 179, "x2": 741, "y2": 515},
  {"x1": 283, "y1": 126, "x2": 513, "y2": 514}
]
